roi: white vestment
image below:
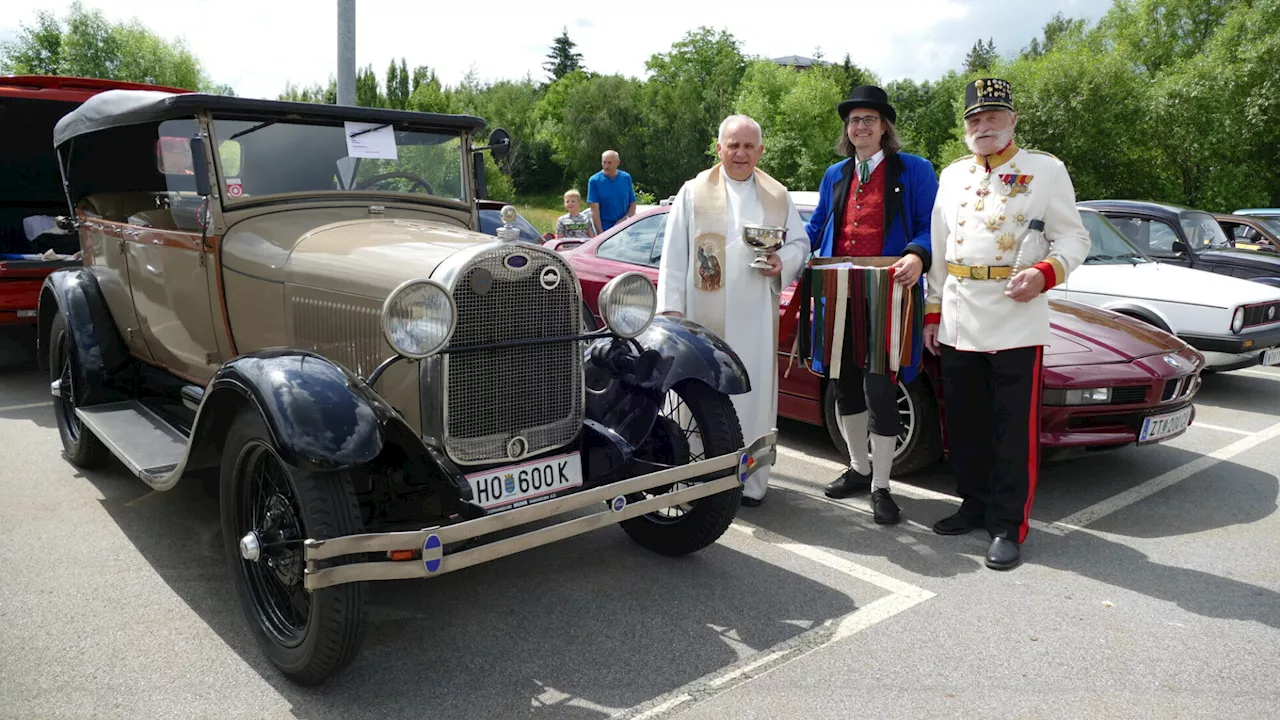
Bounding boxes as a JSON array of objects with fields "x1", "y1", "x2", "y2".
[{"x1": 656, "y1": 174, "x2": 809, "y2": 499}]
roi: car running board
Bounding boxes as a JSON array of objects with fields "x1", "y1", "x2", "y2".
[{"x1": 76, "y1": 401, "x2": 188, "y2": 487}]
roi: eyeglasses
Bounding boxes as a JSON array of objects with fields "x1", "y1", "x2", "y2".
[{"x1": 845, "y1": 115, "x2": 881, "y2": 128}]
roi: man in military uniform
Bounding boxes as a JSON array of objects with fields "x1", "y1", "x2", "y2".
[{"x1": 922, "y1": 78, "x2": 1091, "y2": 570}]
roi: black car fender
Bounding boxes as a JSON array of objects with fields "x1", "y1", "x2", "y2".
[
  {"x1": 37, "y1": 268, "x2": 131, "y2": 395},
  {"x1": 187, "y1": 350, "x2": 394, "y2": 474},
  {"x1": 583, "y1": 315, "x2": 751, "y2": 453}
]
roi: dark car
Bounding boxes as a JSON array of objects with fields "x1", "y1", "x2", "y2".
[
  {"x1": 1079, "y1": 200, "x2": 1280, "y2": 283},
  {"x1": 561, "y1": 205, "x2": 1205, "y2": 475}
]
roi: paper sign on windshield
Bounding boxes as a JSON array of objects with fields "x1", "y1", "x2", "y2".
[{"x1": 344, "y1": 122, "x2": 398, "y2": 160}]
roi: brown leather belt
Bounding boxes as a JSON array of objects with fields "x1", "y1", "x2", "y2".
[{"x1": 947, "y1": 262, "x2": 1012, "y2": 280}]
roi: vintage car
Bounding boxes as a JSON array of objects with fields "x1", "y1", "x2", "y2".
[
  {"x1": 1079, "y1": 200, "x2": 1280, "y2": 284},
  {"x1": 39, "y1": 90, "x2": 774, "y2": 684},
  {"x1": 1048, "y1": 207, "x2": 1280, "y2": 372},
  {"x1": 1, "y1": 76, "x2": 189, "y2": 326},
  {"x1": 1215, "y1": 213, "x2": 1280, "y2": 253},
  {"x1": 560, "y1": 204, "x2": 1206, "y2": 475}
]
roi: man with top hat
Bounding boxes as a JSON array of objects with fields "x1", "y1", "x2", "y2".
[
  {"x1": 805, "y1": 85, "x2": 938, "y2": 524},
  {"x1": 923, "y1": 78, "x2": 1090, "y2": 569}
]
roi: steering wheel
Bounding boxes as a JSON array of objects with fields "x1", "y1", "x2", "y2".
[{"x1": 355, "y1": 171, "x2": 434, "y2": 194}]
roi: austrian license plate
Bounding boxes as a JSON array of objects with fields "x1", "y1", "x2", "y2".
[
  {"x1": 1139, "y1": 406, "x2": 1193, "y2": 443},
  {"x1": 465, "y1": 452, "x2": 584, "y2": 512},
  {"x1": 1262, "y1": 347, "x2": 1280, "y2": 366}
]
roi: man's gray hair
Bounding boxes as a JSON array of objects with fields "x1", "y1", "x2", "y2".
[{"x1": 718, "y1": 114, "x2": 763, "y2": 143}]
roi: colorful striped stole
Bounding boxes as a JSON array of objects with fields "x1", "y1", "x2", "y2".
[{"x1": 786, "y1": 257, "x2": 926, "y2": 383}]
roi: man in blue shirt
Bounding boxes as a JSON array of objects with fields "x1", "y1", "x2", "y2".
[{"x1": 587, "y1": 150, "x2": 637, "y2": 234}]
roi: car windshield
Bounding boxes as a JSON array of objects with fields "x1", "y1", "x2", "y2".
[
  {"x1": 208, "y1": 118, "x2": 467, "y2": 204},
  {"x1": 1081, "y1": 211, "x2": 1152, "y2": 264},
  {"x1": 1258, "y1": 217, "x2": 1280, "y2": 236},
  {"x1": 1180, "y1": 212, "x2": 1232, "y2": 251}
]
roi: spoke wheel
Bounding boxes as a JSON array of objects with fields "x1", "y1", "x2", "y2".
[
  {"x1": 235, "y1": 442, "x2": 310, "y2": 647},
  {"x1": 221, "y1": 407, "x2": 367, "y2": 685},
  {"x1": 620, "y1": 380, "x2": 744, "y2": 556},
  {"x1": 48, "y1": 313, "x2": 110, "y2": 468}
]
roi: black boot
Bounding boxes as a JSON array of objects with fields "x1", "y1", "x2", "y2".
[
  {"x1": 985, "y1": 537, "x2": 1021, "y2": 570},
  {"x1": 824, "y1": 468, "x2": 871, "y2": 499},
  {"x1": 870, "y1": 488, "x2": 900, "y2": 525},
  {"x1": 932, "y1": 509, "x2": 985, "y2": 535}
]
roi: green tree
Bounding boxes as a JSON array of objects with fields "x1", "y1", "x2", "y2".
[
  {"x1": 643, "y1": 27, "x2": 748, "y2": 195},
  {"x1": 963, "y1": 37, "x2": 998, "y2": 73},
  {"x1": 885, "y1": 72, "x2": 967, "y2": 168},
  {"x1": 834, "y1": 53, "x2": 877, "y2": 95},
  {"x1": 733, "y1": 60, "x2": 846, "y2": 191},
  {"x1": 356, "y1": 64, "x2": 382, "y2": 107},
  {"x1": 385, "y1": 58, "x2": 411, "y2": 110},
  {"x1": 1100, "y1": 0, "x2": 1237, "y2": 73},
  {"x1": 543, "y1": 27, "x2": 585, "y2": 82},
  {"x1": 1022, "y1": 12, "x2": 1088, "y2": 59},
  {"x1": 0, "y1": 1, "x2": 231, "y2": 93},
  {"x1": 557, "y1": 74, "x2": 648, "y2": 193},
  {"x1": 279, "y1": 78, "x2": 337, "y2": 104}
]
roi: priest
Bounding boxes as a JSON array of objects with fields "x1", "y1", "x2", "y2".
[{"x1": 656, "y1": 114, "x2": 810, "y2": 506}]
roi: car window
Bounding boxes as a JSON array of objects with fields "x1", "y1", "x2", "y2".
[
  {"x1": 1081, "y1": 212, "x2": 1152, "y2": 264},
  {"x1": 1112, "y1": 216, "x2": 1179, "y2": 255},
  {"x1": 596, "y1": 215, "x2": 668, "y2": 267},
  {"x1": 1180, "y1": 212, "x2": 1232, "y2": 251}
]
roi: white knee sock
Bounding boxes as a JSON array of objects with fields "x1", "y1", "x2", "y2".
[
  {"x1": 870, "y1": 433, "x2": 896, "y2": 491},
  {"x1": 837, "y1": 412, "x2": 870, "y2": 474}
]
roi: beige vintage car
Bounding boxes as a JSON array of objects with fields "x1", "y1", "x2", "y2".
[{"x1": 40, "y1": 90, "x2": 774, "y2": 684}]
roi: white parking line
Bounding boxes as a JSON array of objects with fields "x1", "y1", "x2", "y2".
[
  {"x1": 1236, "y1": 368, "x2": 1279, "y2": 379},
  {"x1": 1041, "y1": 418, "x2": 1280, "y2": 535},
  {"x1": 0, "y1": 401, "x2": 48, "y2": 413},
  {"x1": 1191, "y1": 421, "x2": 1252, "y2": 436},
  {"x1": 611, "y1": 522, "x2": 935, "y2": 720}
]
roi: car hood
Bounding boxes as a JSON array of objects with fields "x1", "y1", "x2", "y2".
[
  {"x1": 283, "y1": 218, "x2": 490, "y2": 299},
  {"x1": 1070, "y1": 261, "x2": 1280, "y2": 308},
  {"x1": 776, "y1": 284, "x2": 1182, "y2": 367},
  {"x1": 1043, "y1": 298, "x2": 1186, "y2": 366}
]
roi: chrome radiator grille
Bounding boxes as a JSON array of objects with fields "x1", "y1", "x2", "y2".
[{"x1": 444, "y1": 246, "x2": 583, "y2": 465}]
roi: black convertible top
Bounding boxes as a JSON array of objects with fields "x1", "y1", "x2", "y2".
[{"x1": 53, "y1": 90, "x2": 486, "y2": 147}]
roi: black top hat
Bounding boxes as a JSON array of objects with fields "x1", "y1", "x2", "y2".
[
  {"x1": 964, "y1": 77, "x2": 1015, "y2": 118},
  {"x1": 837, "y1": 85, "x2": 896, "y2": 124}
]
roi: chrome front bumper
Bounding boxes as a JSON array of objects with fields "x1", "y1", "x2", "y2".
[{"x1": 301, "y1": 431, "x2": 778, "y2": 590}]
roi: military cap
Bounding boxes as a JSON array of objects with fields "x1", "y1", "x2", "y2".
[{"x1": 964, "y1": 77, "x2": 1015, "y2": 118}]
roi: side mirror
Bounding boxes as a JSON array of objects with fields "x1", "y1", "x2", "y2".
[
  {"x1": 487, "y1": 128, "x2": 511, "y2": 160},
  {"x1": 1172, "y1": 240, "x2": 1188, "y2": 255},
  {"x1": 189, "y1": 136, "x2": 211, "y2": 197}
]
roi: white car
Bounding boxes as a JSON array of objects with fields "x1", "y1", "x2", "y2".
[{"x1": 1048, "y1": 208, "x2": 1280, "y2": 372}]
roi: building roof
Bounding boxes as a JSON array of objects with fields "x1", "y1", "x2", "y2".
[{"x1": 771, "y1": 55, "x2": 831, "y2": 68}]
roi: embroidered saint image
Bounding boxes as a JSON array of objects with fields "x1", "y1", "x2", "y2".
[{"x1": 695, "y1": 237, "x2": 724, "y2": 292}]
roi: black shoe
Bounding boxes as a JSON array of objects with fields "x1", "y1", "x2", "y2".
[
  {"x1": 741, "y1": 495, "x2": 763, "y2": 507},
  {"x1": 871, "y1": 488, "x2": 900, "y2": 525},
  {"x1": 985, "y1": 537, "x2": 1021, "y2": 570},
  {"x1": 932, "y1": 510, "x2": 984, "y2": 535},
  {"x1": 824, "y1": 468, "x2": 871, "y2": 499}
]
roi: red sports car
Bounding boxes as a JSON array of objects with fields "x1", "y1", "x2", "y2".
[{"x1": 555, "y1": 205, "x2": 1206, "y2": 474}]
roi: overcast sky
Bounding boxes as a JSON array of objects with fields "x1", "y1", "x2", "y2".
[{"x1": 2, "y1": 0, "x2": 1113, "y2": 99}]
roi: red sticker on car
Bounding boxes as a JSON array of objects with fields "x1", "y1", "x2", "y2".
[{"x1": 226, "y1": 178, "x2": 244, "y2": 198}]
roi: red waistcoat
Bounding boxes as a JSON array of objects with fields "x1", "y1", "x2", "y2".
[{"x1": 835, "y1": 163, "x2": 887, "y2": 257}]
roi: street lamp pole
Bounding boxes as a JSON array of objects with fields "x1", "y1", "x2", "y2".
[{"x1": 337, "y1": 0, "x2": 356, "y2": 106}]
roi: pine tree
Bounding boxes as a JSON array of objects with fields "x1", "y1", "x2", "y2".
[
  {"x1": 963, "y1": 38, "x2": 998, "y2": 73},
  {"x1": 543, "y1": 26, "x2": 584, "y2": 81}
]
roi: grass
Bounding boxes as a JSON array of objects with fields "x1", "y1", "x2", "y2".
[{"x1": 512, "y1": 192, "x2": 572, "y2": 236}]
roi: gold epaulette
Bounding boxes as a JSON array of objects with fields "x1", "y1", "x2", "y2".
[{"x1": 947, "y1": 154, "x2": 975, "y2": 168}]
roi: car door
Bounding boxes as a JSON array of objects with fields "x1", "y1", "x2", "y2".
[{"x1": 1111, "y1": 214, "x2": 1195, "y2": 269}]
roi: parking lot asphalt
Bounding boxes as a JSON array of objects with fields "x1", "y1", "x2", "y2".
[{"x1": 1, "y1": 327, "x2": 1277, "y2": 720}]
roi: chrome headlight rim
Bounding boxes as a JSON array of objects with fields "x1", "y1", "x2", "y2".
[
  {"x1": 598, "y1": 271, "x2": 657, "y2": 339},
  {"x1": 1231, "y1": 306, "x2": 1245, "y2": 334},
  {"x1": 380, "y1": 277, "x2": 457, "y2": 360}
]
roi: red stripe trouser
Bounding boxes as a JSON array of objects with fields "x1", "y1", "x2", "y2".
[{"x1": 939, "y1": 344, "x2": 1043, "y2": 543}]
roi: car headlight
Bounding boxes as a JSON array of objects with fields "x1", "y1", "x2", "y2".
[
  {"x1": 1231, "y1": 306, "x2": 1245, "y2": 333},
  {"x1": 381, "y1": 278, "x2": 456, "y2": 358},
  {"x1": 1042, "y1": 387, "x2": 1112, "y2": 405},
  {"x1": 598, "y1": 272, "x2": 656, "y2": 338}
]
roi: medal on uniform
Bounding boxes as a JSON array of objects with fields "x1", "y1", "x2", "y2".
[{"x1": 1000, "y1": 174, "x2": 1033, "y2": 197}]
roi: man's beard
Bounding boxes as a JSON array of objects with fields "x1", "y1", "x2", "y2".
[{"x1": 965, "y1": 127, "x2": 1014, "y2": 155}]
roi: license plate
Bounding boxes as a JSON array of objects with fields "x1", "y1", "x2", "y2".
[
  {"x1": 1263, "y1": 347, "x2": 1280, "y2": 366},
  {"x1": 1139, "y1": 406, "x2": 1193, "y2": 443},
  {"x1": 465, "y1": 452, "x2": 584, "y2": 512}
]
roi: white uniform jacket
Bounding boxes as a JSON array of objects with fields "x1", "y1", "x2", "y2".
[{"x1": 924, "y1": 145, "x2": 1091, "y2": 352}]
